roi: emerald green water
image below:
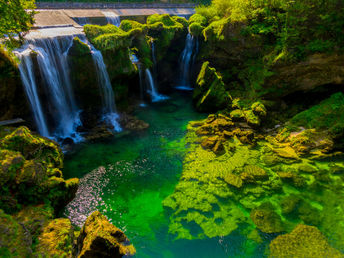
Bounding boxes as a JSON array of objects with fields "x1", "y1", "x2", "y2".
[{"x1": 63, "y1": 91, "x2": 269, "y2": 257}]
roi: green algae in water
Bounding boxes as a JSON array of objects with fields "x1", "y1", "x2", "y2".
[{"x1": 63, "y1": 92, "x2": 344, "y2": 257}]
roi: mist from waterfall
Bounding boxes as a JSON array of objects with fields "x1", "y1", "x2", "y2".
[
  {"x1": 176, "y1": 33, "x2": 199, "y2": 91},
  {"x1": 14, "y1": 36, "x2": 82, "y2": 141},
  {"x1": 102, "y1": 11, "x2": 121, "y2": 27}
]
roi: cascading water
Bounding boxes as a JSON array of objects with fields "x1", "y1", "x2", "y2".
[
  {"x1": 130, "y1": 54, "x2": 146, "y2": 107},
  {"x1": 102, "y1": 11, "x2": 121, "y2": 27},
  {"x1": 91, "y1": 48, "x2": 122, "y2": 131},
  {"x1": 14, "y1": 36, "x2": 82, "y2": 141},
  {"x1": 145, "y1": 69, "x2": 168, "y2": 102},
  {"x1": 145, "y1": 40, "x2": 167, "y2": 102},
  {"x1": 176, "y1": 33, "x2": 199, "y2": 91},
  {"x1": 14, "y1": 48, "x2": 50, "y2": 137}
]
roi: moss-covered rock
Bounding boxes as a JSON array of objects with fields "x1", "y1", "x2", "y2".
[
  {"x1": 193, "y1": 61, "x2": 231, "y2": 112},
  {"x1": 35, "y1": 218, "x2": 74, "y2": 257},
  {"x1": 0, "y1": 126, "x2": 78, "y2": 213},
  {"x1": 0, "y1": 209, "x2": 32, "y2": 257},
  {"x1": 0, "y1": 126, "x2": 63, "y2": 168},
  {"x1": 250, "y1": 202, "x2": 284, "y2": 233},
  {"x1": 15, "y1": 204, "x2": 54, "y2": 240},
  {"x1": 269, "y1": 224, "x2": 343, "y2": 258},
  {"x1": 77, "y1": 211, "x2": 135, "y2": 257},
  {"x1": 288, "y1": 92, "x2": 344, "y2": 147}
]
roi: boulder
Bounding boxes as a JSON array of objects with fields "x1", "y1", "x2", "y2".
[
  {"x1": 269, "y1": 224, "x2": 343, "y2": 258},
  {"x1": 77, "y1": 211, "x2": 135, "y2": 258}
]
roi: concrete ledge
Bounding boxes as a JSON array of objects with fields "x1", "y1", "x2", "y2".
[{"x1": 36, "y1": 2, "x2": 196, "y2": 9}]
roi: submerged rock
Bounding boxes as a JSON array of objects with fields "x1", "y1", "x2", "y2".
[
  {"x1": 77, "y1": 211, "x2": 136, "y2": 257},
  {"x1": 250, "y1": 202, "x2": 284, "y2": 233},
  {"x1": 269, "y1": 224, "x2": 343, "y2": 258}
]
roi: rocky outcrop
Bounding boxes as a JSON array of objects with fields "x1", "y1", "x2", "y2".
[
  {"x1": 263, "y1": 53, "x2": 344, "y2": 98},
  {"x1": 269, "y1": 225, "x2": 343, "y2": 258},
  {"x1": 193, "y1": 62, "x2": 231, "y2": 112},
  {"x1": 0, "y1": 126, "x2": 78, "y2": 213},
  {"x1": 77, "y1": 211, "x2": 135, "y2": 257}
]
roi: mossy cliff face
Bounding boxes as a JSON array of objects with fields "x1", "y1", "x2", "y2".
[
  {"x1": 84, "y1": 24, "x2": 138, "y2": 110},
  {"x1": 0, "y1": 46, "x2": 29, "y2": 121},
  {"x1": 68, "y1": 37, "x2": 101, "y2": 111},
  {"x1": 163, "y1": 114, "x2": 344, "y2": 253},
  {"x1": 146, "y1": 14, "x2": 188, "y2": 90}
]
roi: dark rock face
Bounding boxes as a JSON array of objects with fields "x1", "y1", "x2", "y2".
[
  {"x1": 0, "y1": 47, "x2": 30, "y2": 121},
  {"x1": 263, "y1": 54, "x2": 344, "y2": 99},
  {"x1": 77, "y1": 211, "x2": 136, "y2": 258},
  {"x1": 68, "y1": 37, "x2": 101, "y2": 111}
]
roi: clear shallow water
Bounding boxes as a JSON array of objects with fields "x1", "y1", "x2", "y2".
[{"x1": 63, "y1": 92, "x2": 283, "y2": 257}]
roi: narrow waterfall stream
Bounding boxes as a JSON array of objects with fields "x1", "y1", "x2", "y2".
[
  {"x1": 145, "y1": 69, "x2": 168, "y2": 102},
  {"x1": 176, "y1": 33, "x2": 198, "y2": 90},
  {"x1": 91, "y1": 48, "x2": 122, "y2": 131},
  {"x1": 14, "y1": 36, "x2": 82, "y2": 141}
]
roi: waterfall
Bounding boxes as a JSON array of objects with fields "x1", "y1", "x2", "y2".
[
  {"x1": 90, "y1": 48, "x2": 122, "y2": 132},
  {"x1": 14, "y1": 36, "x2": 82, "y2": 141},
  {"x1": 176, "y1": 33, "x2": 198, "y2": 91},
  {"x1": 102, "y1": 11, "x2": 121, "y2": 27},
  {"x1": 145, "y1": 69, "x2": 168, "y2": 102},
  {"x1": 14, "y1": 48, "x2": 49, "y2": 137},
  {"x1": 130, "y1": 54, "x2": 146, "y2": 107}
]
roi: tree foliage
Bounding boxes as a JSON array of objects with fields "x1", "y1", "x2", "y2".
[{"x1": 0, "y1": 0, "x2": 36, "y2": 46}]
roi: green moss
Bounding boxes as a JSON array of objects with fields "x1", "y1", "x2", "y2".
[
  {"x1": 250, "y1": 202, "x2": 284, "y2": 233},
  {"x1": 0, "y1": 126, "x2": 63, "y2": 168},
  {"x1": 0, "y1": 209, "x2": 32, "y2": 256},
  {"x1": 189, "y1": 22, "x2": 205, "y2": 37},
  {"x1": 147, "y1": 14, "x2": 185, "y2": 62},
  {"x1": 78, "y1": 211, "x2": 136, "y2": 257},
  {"x1": 269, "y1": 225, "x2": 343, "y2": 258},
  {"x1": 289, "y1": 92, "x2": 344, "y2": 138},
  {"x1": 189, "y1": 14, "x2": 207, "y2": 27},
  {"x1": 35, "y1": 218, "x2": 74, "y2": 257},
  {"x1": 0, "y1": 149, "x2": 24, "y2": 187},
  {"x1": 203, "y1": 17, "x2": 230, "y2": 42}
]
